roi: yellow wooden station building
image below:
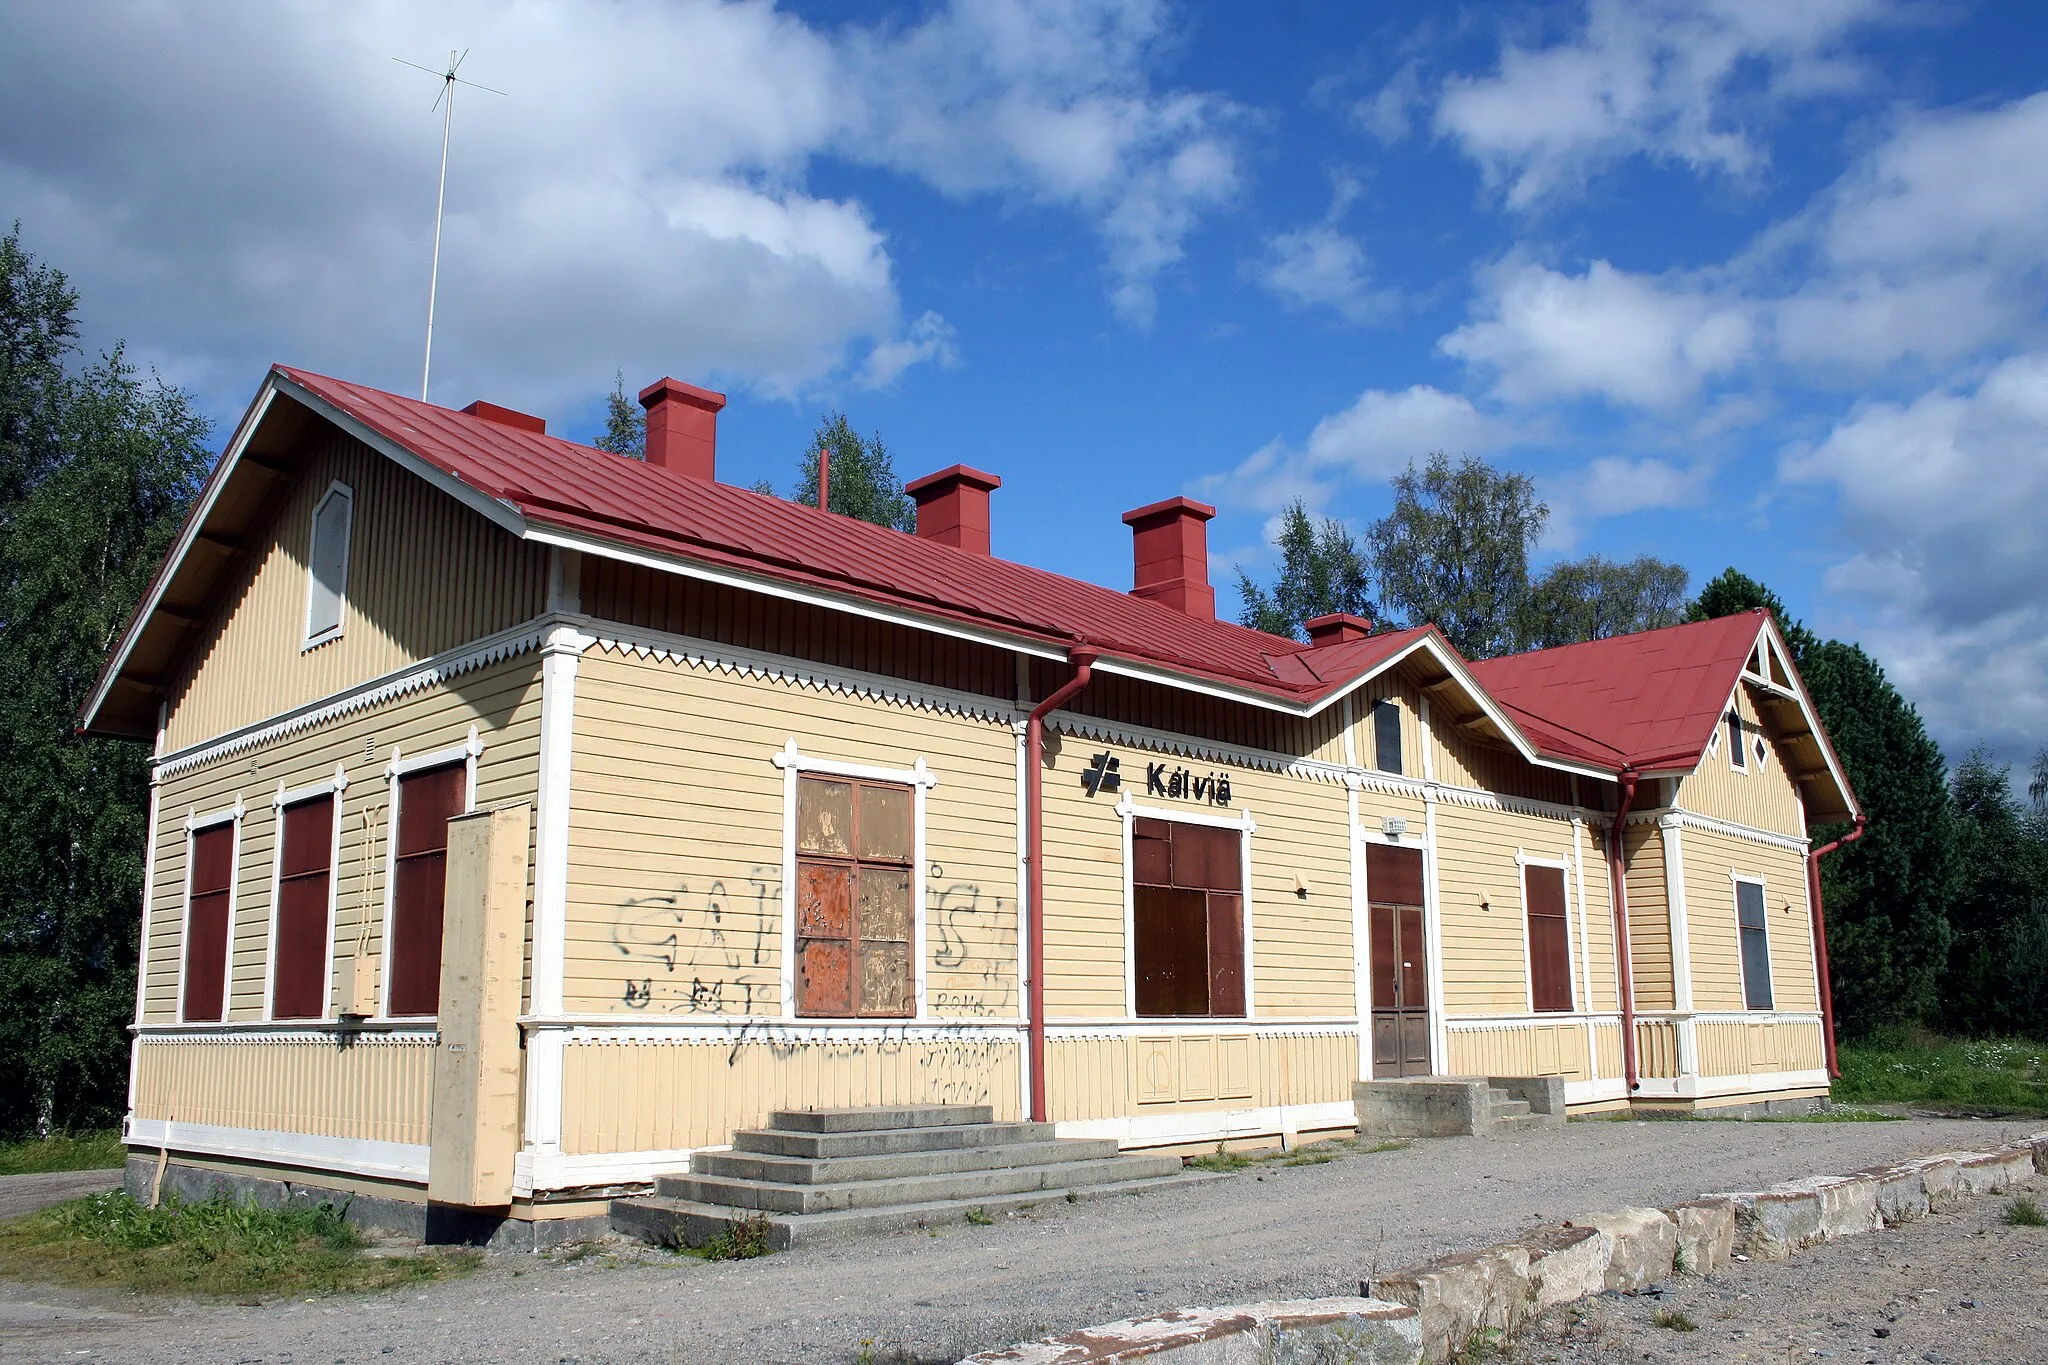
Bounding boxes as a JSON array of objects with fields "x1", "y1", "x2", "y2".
[{"x1": 82, "y1": 367, "x2": 1863, "y2": 1238}]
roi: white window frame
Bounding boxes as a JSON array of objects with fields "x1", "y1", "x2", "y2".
[
  {"x1": 772, "y1": 739, "x2": 937, "y2": 1023},
  {"x1": 1357, "y1": 818, "x2": 1439, "y2": 1075},
  {"x1": 378, "y1": 727, "x2": 482, "y2": 1019},
  {"x1": 262, "y1": 765, "x2": 349, "y2": 1022},
  {"x1": 1115, "y1": 793, "x2": 1258, "y2": 1022},
  {"x1": 1730, "y1": 872, "x2": 1773, "y2": 1012},
  {"x1": 1515, "y1": 850, "x2": 1576, "y2": 1016},
  {"x1": 302, "y1": 480, "x2": 354, "y2": 651},
  {"x1": 177, "y1": 800, "x2": 244, "y2": 1024}
]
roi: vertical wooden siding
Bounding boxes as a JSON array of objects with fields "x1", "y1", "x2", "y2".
[
  {"x1": 1444, "y1": 1022, "x2": 1592, "y2": 1080},
  {"x1": 1680, "y1": 828, "x2": 1818, "y2": 1015},
  {"x1": 1622, "y1": 823, "x2": 1675, "y2": 1010},
  {"x1": 1432, "y1": 802, "x2": 1590, "y2": 1015},
  {"x1": 563, "y1": 649, "x2": 1021, "y2": 1018},
  {"x1": 165, "y1": 430, "x2": 548, "y2": 752},
  {"x1": 144, "y1": 656, "x2": 544, "y2": 1024},
  {"x1": 1044, "y1": 1030, "x2": 1356, "y2": 1123},
  {"x1": 131, "y1": 1033, "x2": 435, "y2": 1146},
  {"x1": 583, "y1": 557, "x2": 1016, "y2": 701},
  {"x1": 559, "y1": 1032, "x2": 1021, "y2": 1154},
  {"x1": 1673, "y1": 683, "x2": 1808, "y2": 838}
]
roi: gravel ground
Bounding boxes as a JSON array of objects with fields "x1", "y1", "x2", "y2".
[
  {"x1": 0, "y1": 1170, "x2": 122, "y2": 1222},
  {"x1": 0, "y1": 1117, "x2": 2038, "y2": 1365},
  {"x1": 1498, "y1": 1177, "x2": 2048, "y2": 1365}
]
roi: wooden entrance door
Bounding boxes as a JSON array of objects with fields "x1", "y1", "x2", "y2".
[{"x1": 1367, "y1": 844, "x2": 1431, "y2": 1078}]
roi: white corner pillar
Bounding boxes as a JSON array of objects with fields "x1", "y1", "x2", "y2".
[
  {"x1": 1659, "y1": 814, "x2": 1698, "y2": 1085},
  {"x1": 524, "y1": 591, "x2": 591, "y2": 1162}
]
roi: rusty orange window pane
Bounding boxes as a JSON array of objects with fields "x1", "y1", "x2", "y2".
[
  {"x1": 794, "y1": 773, "x2": 916, "y2": 1019},
  {"x1": 797, "y1": 777, "x2": 854, "y2": 855}
]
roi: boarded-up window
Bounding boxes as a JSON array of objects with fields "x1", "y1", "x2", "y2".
[
  {"x1": 796, "y1": 776, "x2": 915, "y2": 1018},
  {"x1": 272, "y1": 794, "x2": 334, "y2": 1020},
  {"x1": 1373, "y1": 699, "x2": 1403, "y2": 776},
  {"x1": 182, "y1": 822, "x2": 235, "y2": 1022},
  {"x1": 387, "y1": 763, "x2": 465, "y2": 1016},
  {"x1": 1524, "y1": 863, "x2": 1572, "y2": 1013},
  {"x1": 1736, "y1": 879, "x2": 1773, "y2": 1010},
  {"x1": 1132, "y1": 818, "x2": 1246, "y2": 1018},
  {"x1": 305, "y1": 484, "x2": 353, "y2": 645}
]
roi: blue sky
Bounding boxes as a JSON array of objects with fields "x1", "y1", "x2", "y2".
[{"x1": 3, "y1": 1, "x2": 2045, "y2": 762}]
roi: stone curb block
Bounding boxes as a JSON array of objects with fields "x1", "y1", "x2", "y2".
[
  {"x1": 1953, "y1": 1147, "x2": 2035, "y2": 1195},
  {"x1": 1661, "y1": 1198, "x2": 1736, "y2": 1274},
  {"x1": 1374, "y1": 1245, "x2": 1533, "y2": 1363},
  {"x1": 2028, "y1": 1133, "x2": 2048, "y2": 1176},
  {"x1": 1508, "y1": 1225, "x2": 1608, "y2": 1310},
  {"x1": 1780, "y1": 1174, "x2": 1882, "y2": 1241},
  {"x1": 1856, "y1": 1163, "x2": 1932, "y2": 1224},
  {"x1": 955, "y1": 1298, "x2": 1422, "y2": 1365},
  {"x1": 1579, "y1": 1208, "x2": 1676, "y2": 1291},
  {"x1": 1716, "y1": 1186, "x2": 1821, "y2": 1261}
]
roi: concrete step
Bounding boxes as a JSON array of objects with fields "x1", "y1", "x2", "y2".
[
  {"x1": 693, "y1": 1136, "x2": 1123, "y2": 1186},
  {"x1": 657, "y1": 1152, "x2": 1185, "y2": 1215},
  {"x1": 1488, "y1": 1098, "x2": 1532, "y2": 1120},
  {"x1": 1493, "y1": 1111, "x2": 1553, "y2": 1131},
  {"x1": 612, "y1": 1169, "x2": 1228, "y2": 1251},
  {"x1": 731, "y1": 1120, "x2": 1055, "y2": 1160},
  {"x1": 766, "y1": 1104, "x2": 993, "y2": 1134}
]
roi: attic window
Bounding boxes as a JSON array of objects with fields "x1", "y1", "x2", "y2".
[
  {"x1": 1372, "y1": 699, "x2": 1403, "y2": 776},
  {"x1": 304, "y1": 482, "x2": 354, "y2": 648},
  {"x1": 1726, "y1": 711, "x2": 1746, "y2": 773}
]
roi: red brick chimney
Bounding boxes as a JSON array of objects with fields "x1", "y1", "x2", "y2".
[
  {"x1": 1305, "y1": 612, "x2": 1373, "y2": 648},
  {"x1": 905, "y1": 464, "x2": 1002, "y2": 554},
  {"x1": 1122, "y1": 496, "x2": 1216, "y2": 619},
  {"x1": 638, "y1": 377, "x2": 727, "y2": 479},
  {"x1": 461, "y1": 400, "x2": 546, "y2": 434}
]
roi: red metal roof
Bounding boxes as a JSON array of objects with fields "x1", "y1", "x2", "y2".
[
  {"x1": 1466, "y1": 611, "x2": 1769, "y2": 772},
  {"x1": 88, "y1": 365, "x2": 1844, "y2": 801}
]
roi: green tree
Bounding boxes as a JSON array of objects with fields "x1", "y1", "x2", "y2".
[
  {"x1": 789, "y1": 411, "x2": 915, "y2": 531},
  {"x1": 1689, "y1": 570, "x2": 1957, "y2": 1037},
  {"x1": 1369, "y1": 452, "x2": 1547, "y2": 659},
  {"x1": 0, "y1": 227, "x2": 212, "y2": 1134},
  {"x1": 594, "y1": 370, "x2": 644, "y2": 458},
  {"x1": 1940, "y1": 751, "x2": 2048, "y2": 1037},
  {"x1": 1521, "y1": 554, "x2": 1690, "y2": 649},
  {"x1": 1235, "y1": 499, "x2": 1377, "y2": 640}
]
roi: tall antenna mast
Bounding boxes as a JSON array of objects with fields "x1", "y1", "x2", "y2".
[{"x1": 393, "y1": 51, "x2": 505, "y2": 402}]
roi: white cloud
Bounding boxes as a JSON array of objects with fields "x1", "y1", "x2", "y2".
[
  {"x1": 1577, "y1": 454, "x2": 1707, "y2": 517},
  {"x1": 858, "y1": 311, "x2": 960, "y2": 388},
  {"x1": 1255, "y1": 224, "x2": 1389, "y2": 324},
  {"x1": 0, "y1": 0, "x2": 1240, "y2": 413},
  {"x1": 1441, "y1": 260, "x2": 1755, "y2": 408},
  {"x1": 1197, "y1": 385, "x2": 1511, "y2": 514},
  {"x1": 1433, "y1": 0, "x2": 1892, "y2": 208},
  {"x1": 1783, "y1": 352, "x2": 2048, "y2": 755}
]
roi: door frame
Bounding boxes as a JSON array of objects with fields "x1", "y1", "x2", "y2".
[{"x1": 1356, "y1": 821, "x2": 1439, "y2": 1077}]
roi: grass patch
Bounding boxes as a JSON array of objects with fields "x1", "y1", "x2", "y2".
[
  {"x1": 686, "y1": 1212, "x2": 774, "y2": 1261},
  {"x1": 0, "y1": 1130, "x2": 127, "y2": 1177},
  {"x1": 1651, "y1": 1308, "x2": 1698, "y2": 1332},
  {"x1": 1836, "y1": 1032, "x2": 2048, "y2": 1116},
  {"x1": 2005, "y1": 1196, "x2": 2046, "y2": 1228},
  {"x1": 0, "y1": 1192, "x2": 473, "y2": 1299},
  {"x1": 964, "y1": 1206, "x2": 993, "y2": 1226},
  {"x1": 1186, "y1": 1143, "x2": 1254, "y2": 1173},
  {"x1": 1187, "y1": 1135, "x2": 1402, "y2": 1173},
  {"x1": 1748, "y1": 1106, "x2": 1906, "y2": 1123}
]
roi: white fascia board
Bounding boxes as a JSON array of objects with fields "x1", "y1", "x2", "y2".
[
  {"x1": 268, "y1": 374, "x2": 527, "y2": 536},
  {"x1": 523, "y1": 523, "x2": 1069, "y2": 664},
  {"x1": 1711, "y1": 618, "x2": 1860, "y2": 824},
  {"x1": 80, "y1": 382, "x2": 281, "y2": 732}
]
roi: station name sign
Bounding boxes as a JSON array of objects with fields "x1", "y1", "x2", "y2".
[{"x1": 1081, "y1": 752, "x2": 1233, "y2": 807}]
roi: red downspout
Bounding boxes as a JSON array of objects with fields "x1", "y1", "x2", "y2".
[
  {"x1": 1026, "y1": 650, "x2": 1096, "y2": 1124},
  {"x1": 1808, "y1": 815, "x2": 1867, "y2": 1080},
  {"x1": 1608, "y1": 769, "x2": 1641, "y2": 1094}
]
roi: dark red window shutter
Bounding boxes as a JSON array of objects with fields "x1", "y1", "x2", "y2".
[
  {"x1": 794, "y1": 775, "x2": 916, "y2": 1019},
  {"x1": 272, "y1": 795, "x2": 335, "y2": 1020},
  {"x1": 388, "y1": 764, "x2": 465, "y2": 1016},
  {"x1": 182, "y1": 823, "x2": 235, "y2": 1022},
  {"x1": 1131, "y1": 819, "x2": 1247, "y2": 1018},
  {"x1": 1366, "y1": 843, "x2": 1425, "y2": 908},
  {"x1": 1523, "y1": 864, "x2": 1573, "y2": 1013}
]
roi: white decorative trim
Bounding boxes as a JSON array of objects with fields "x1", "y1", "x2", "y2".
[
  {"x1": 133, "y1": 1022, "x2": 439, "y2": 1040},
  {"x1": 177, "y1": 800, "x2": 243, "y2": 1023},
  {"x1": 1112, "y1": 794, "x2": 1257, "y2": 1022},
  {"x1": 1055, "y1": 1100, "x2": 1356, "y2": 1149},
  {"x1": 771, "y1": 740, "x2": 936, "y2": 1022},
  {"x1": 1631, "y1": 806, "x2": 1810, "y2": 853},
  {"x1": 555, "y1": 1019, "x2": 1023, "y2": 1045},
  {"x1": 1445, "y1": 1012, "x2": 1624, "y2": 1031},
  {"x1": 1346, "y1": 704, "x2": 1370, "y2": 1081},
  {"x1": 154, "y1": 619, "x2": 545, "y2": 778},
  {"x1": 127, "y1": 1117, "x2": 428, "y2": 1185},
  {"x1": 1051, "y1": 710, "x2": 1350, "y2": 785},
  {"x1": 1566, "y1": 1077, "x2": 1633, "y2": 1106},
  {"x1": 263, "y1": 766, "x2": 348, "y2": 1022},
  {"x1": 1421, "y1": 774, "x2": 1448, "y2": 1075},
  {"x1": 1431, "y1": 781, "x2": 1581, "y2": 823},
  {"x1": 301, "y1": 480, "x2": 354, "y2": 650},
  {"x1": 595, "y1": 621, "x2": 1019, "y2": 728},
  {"x1": 1570, "y1": 817, "x2": 1599, "y2": 1082},
  {"x1": 529, "y1": 622, "x2": 588, "y2": 1032},
  {"x1": 519, "y1": 1146, "x2": 706, "y2": 1195},
  {"x1": 1632, "y1": 1068, "x2": 1830, "y2": 1101},
  {"x1": 1046, "y1": 1021, "x2": 1358, "y2": 1038}
]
